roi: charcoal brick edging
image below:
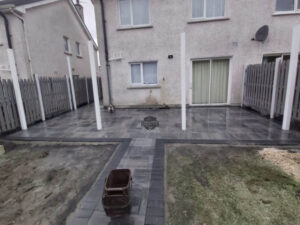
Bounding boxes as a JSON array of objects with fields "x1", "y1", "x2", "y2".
[{"x1": 145, "y1": 139, "x2": 165, "y2": 225}]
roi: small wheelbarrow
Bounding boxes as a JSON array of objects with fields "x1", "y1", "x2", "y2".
[{"x1": 102, "y1": 169, "x2": 132, "y2": 217}]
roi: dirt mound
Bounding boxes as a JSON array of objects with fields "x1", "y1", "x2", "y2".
[{"x1": 259, "y1": 148, "x2": 300, "y2": 182}]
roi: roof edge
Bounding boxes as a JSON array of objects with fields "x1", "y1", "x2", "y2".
[{"x1": 14, "y1": 0, "x2": 98, "y2": 50}]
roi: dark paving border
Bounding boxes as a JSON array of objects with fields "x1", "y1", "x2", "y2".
[
  {"x1": 145, "y1": 138, "x2": 300, "y2": 225},
  {"x1": 1, "y1": 136, "x2": 131, "y2": 143}
]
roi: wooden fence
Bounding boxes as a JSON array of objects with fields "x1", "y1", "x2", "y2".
[
  {"x1": 74, "y1": 77, "x2": 88, "y2": 107},
  {"x1": 244, "y1": 60, "x2": 300, "y2": 122},
  {"x1": 87, "y1": 78, "x2": 94, "y2": 102},
  {"x1": 0, "y1": 75, "x2": 101, "y2": 135},
  {"x1": 244, "y1": 62, "x2": 275, "y2": 115},
  {"x1": 19, "y1": 79, "x2": 41, "y2": 125},
  {"x1": 39, "y1": 77, "x2": 72, "y2": 118},
  {"x1": 0, "y1": 80, "x2": 19, "y2": 133}
]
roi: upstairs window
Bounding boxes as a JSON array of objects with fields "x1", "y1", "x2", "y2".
[
  {"x1": 192, "y1": 0, "x2": 225, "y2": 19},
  {"x1": 119, "y1": 0, "x2": 149, "y2": 26},
  {"x1": 276, "y1": 0, "x2": 300, "y2": 12},
  {"x1": 64, "y1": 36, "x2": 70, "y2": 53},
  {"x1": 131, "y1": 62, "x2": 157, "y2": 85},
  {"x1": 76, "y1": 42, "x2": 81, "y2": 56}
]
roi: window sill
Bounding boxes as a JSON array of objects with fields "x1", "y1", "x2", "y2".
[
  {"x1": 187, "y1": 17, "x2": 230, "y2": 24},
  {"x1": 64, "y1": 51, "x2": 72, "y2": 56},
  {"x1": 76, "y1": 55, "x2": 83, "y2": 59},
  {"x1": 117, "y1": 24, "x2": 153, "y2": 31},
  {"x1": 127, "y1": 84, "x2": 161, "y2": 89},
  {"x1": 272, "y1": 11, "x2": 300, "y2": 16}
]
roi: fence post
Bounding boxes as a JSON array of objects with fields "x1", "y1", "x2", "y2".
[
  {"x1": 88, "y1": 41, "x2": 102, "y2": 130},
  {"x1": 65, "y1": 75, "x2": 73, "y2": 110},
  {"x1": 270, "y1": 58, "x2": 281, "y2": 119},
  {"x1": 282, "y1": 25, "x2": 300, "y2": 130},
  {"x1": 66, "y1": 56, "x2": 77, "y2": 110},
  {"x1": 241, "y1": 65, "x2": 247, "y2": 107},
  {"x1": 180, "y1": 32, "x2": 186, "y2": 131},
  {"x1": 34, "y1": 74, "x2": 45, "y2": 121},
  {"x1": 85, "y1": 77, "x2": 90, "y2": 104},
  {"x1": 7, "y1": 49, "x2": 27, "y2": 130}
]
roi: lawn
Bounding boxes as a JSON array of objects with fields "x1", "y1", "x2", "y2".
[
  {"x1": 0, "y1": 141, "x2": 117, "y2": 225},
  {"x1": 166, "y1": 144, "x2": 300, "y2": 225}
]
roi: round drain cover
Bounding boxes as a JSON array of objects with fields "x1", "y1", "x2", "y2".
[{"x1": 142, "y1": 116, "x2": 159, "y2": 130}]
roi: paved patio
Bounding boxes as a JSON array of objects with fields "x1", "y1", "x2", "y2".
[
  {"x1": 7, "y1": 104, "x2": 300, "y2": 141},
  {"x1": 5, "y1": 104, "x2": 300, "y2": 225}
]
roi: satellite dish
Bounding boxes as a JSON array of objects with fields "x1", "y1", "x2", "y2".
[{"x1": 253, "y1": 25, "x2": 269, "y2": 42}]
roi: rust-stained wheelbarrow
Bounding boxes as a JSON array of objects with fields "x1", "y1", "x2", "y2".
[{"x1": 102, "y1": 169, "x2": 132, "y2": 217}]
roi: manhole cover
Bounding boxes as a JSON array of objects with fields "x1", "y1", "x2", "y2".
[{"x1": 142, "y1": 116, "x2": 159, "y2": 130}]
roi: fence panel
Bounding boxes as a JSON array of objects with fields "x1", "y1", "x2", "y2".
[
  {"x1": 275, "y1": 61, "x2": 289, "y2": 116},
  {"x1": 292, "y1": 65, "x2": 300, "y2": 121},
  {"x1": 87, "y1": 78, "x2": 94, "y2": 102},
  {"x1": 0, "y1": 79, "x2": 19, "y2": 133},
  {"x1": 74, "y1": 77, "x2": 88, "y2": 107},
  {"x1": 244, "y1": 62, "x2": 275, "y2": 115},
  {"x1": 19, "y1": 79, "x2": 41, "y2": 125},
  {"x1": 98, "y1": 77, "x2": 103, "y2": 100},
  {"x1": 40, "y1": 77, "x2": 71, "y2": 118}
]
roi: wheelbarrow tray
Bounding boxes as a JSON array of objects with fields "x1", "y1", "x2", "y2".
[{"x1": 102, "y1": 169, "x2": 132, "y2": 210}]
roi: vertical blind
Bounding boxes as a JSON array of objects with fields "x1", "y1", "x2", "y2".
[
  {"x1": 210, "y1": 59, "x2": 229, "y2": 104},
  {"x1": 193, "y1": 59, "x2": 229, "y2": 104},
  {"x1": 119, "y1": 0, "x2": 149, "y2": 25},
  {"x1": 192, "y1": 60, "x2": 210, "y2": 104},
  {"x1": 192, "y1": 0, "x2": 225, "y2": 18}
]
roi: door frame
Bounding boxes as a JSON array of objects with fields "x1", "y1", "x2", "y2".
[{"x1": 189, "y1": 56, "x2": 232, "y2": 106}]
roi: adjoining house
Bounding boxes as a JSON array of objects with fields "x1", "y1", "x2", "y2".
[
  {"x1": 93, "y1": 0, "x2": 300, "y2": 107},
  {"x1": 0, "y1": 0, "x2": 99, "y2": 80}
]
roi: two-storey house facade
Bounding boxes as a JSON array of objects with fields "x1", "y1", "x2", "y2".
[
  {"x1": 93, "y1": 0, "x2": 300, "y2": 107},
  {"x1": 0, "y1": 0, "x2": 99, "y2": 80}
]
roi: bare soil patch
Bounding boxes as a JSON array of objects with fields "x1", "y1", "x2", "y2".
[
  {"x1": 166, "y1": 144, "x2": 300, "y2": 225},
  {"x1": 259, "y1": 148, "x2": 300, "y2": 182},
  {"x1": 0, "y1": 141, "x2": 117, "y2": 225}
]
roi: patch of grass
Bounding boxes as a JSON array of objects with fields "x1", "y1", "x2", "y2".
[{"x1": 166, "y1": 145, "x2": 300, "y2": 225}]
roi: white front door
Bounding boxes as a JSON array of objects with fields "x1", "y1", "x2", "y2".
[{"x1": 192, "y1": 58, "x2": 229, "y2": 105}]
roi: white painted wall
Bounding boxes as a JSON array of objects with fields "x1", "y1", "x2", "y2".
[
  {"x1": 94, "y1": 0, "x2": 300, "y2": 107},
  {"x1": 0, "y1": 0, "x2": 99, "y2": 79}
]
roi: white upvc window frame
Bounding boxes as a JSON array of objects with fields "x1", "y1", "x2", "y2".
[
  {"x1": 75, "y1": 41, "x2": 81, "y2": 57},
  {"x1": 130, "y1": 61, "x2": 158, "y2": 85},
  {"x1": 275, "y1": 0, "x2": 300, "y2": 14},
  {"x1": 63, "y1": 36, "x2": 71, "y2": 54},
  {"x1": 118, "y1": 0, "x2": 150, "y2": 28},
  {"x1": 191, "y1": 0, "x2": 226, "y2": 20}
]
